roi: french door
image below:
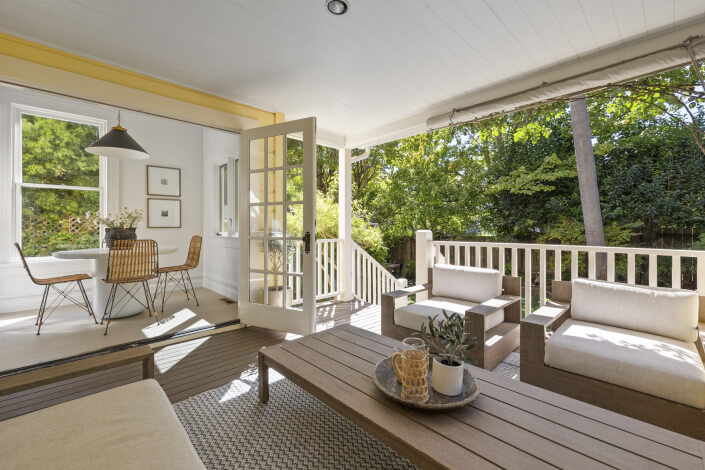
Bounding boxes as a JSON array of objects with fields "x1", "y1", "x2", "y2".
[{"x1": 238, "y1": 117, "x2": 316, "y2": 335}]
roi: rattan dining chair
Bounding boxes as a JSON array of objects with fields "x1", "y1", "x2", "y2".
[
  {"x1": 14, "y1": 243, "x2": 96, "y2": 335},
  {"x1": 154, "y1": 235, "x2": 202, "y2": 312},
  {"x1": 101, "y1": 239, "x2": 160, "y2": 335}
]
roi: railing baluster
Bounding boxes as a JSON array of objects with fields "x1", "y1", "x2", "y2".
[
  {"x1": 525, "y1": 248, "x2": 532, "y2": 317},
  {"x1": 628, "y1": 253, "x2": 635, "y2": 284},
  {"x1": 498, "y1": 247, "x2": 505, "y2": 275},
  {"x1": 511, "y1": 247, "x2": 518, "y2": 277},
  {"x1": 454, "y1": 245, "x2": 459, "y2": 266},
  {"x1": 539, "y1": 248, "x2": 546, "y2": 306},
  {"x1": 649, "y1": 254, "x2": 657, "y2": 287},
  {"x1": 487, "y1": 246, "x2": 493, "y2": 270},
  {"x1": 672, "y1": 255, "x2": 681, "y2": 289},
  {"x1": 554, "y1": 249, "x2": 562, "y2": 282},
  {"x1": 698, "y1": 256, "x2": 705, "y2": 295},
  {"x1": 464, "y1": 245, "x2": 470, "y2": 266},
  {"x1": 607, "y1": 252, "x2": 615, "y2": 282},
  {"x1": 570, "y1": 250, "x2": 578, "y2": 280},
  {"x1": 588, "y1": 251, "x2": 596, "y2": 280},
  {"x1": 475, "y1": 246, "x2": 481, "y2": 268},
  {"x1": 317, "y1": 242, "x2": 322, "y2": 297}
]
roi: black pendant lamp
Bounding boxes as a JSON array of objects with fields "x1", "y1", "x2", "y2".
[{"x1": 85, "y1": 110, "x2": 150, "y2": 160}]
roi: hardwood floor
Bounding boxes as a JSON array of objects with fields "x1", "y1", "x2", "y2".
[{"x1": 0, "y1": 300, "x2": 380, "y2": 421}]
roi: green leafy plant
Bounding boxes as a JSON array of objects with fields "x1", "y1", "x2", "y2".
[
  {"x1": 416, "y1": 311, "x2": 476, "y2": 366},
  {"x1": 82, "y1": 207, "x2": 144, "y2": 229}
]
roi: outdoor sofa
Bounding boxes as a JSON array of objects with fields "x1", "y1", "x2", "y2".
[
  {"x1": 0, "y1": 379, "x2": 206, "y2": 469},
  {"x1": 382, "y1": 263, "x2": 521, "y2": 370},
  {"x1": 521, "y1": 278, "x2": 705, "y2": 440}
]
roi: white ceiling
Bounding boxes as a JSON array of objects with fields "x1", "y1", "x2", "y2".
[{"x1": 1, "y1": 0, "x2": 705, "y2": 147}]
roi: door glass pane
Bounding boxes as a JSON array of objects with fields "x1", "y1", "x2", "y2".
[
  {"x1": 268, "y1": 170, "x2": 284, "y2": 202},
  {"x1": 287, "y1": 275, "x2": 302, "y2": 308},
  {"x1": 249, "y1": 239, "x2": 265, "y2": 270},
  {"x1": 266, "y1": 239, "x2": 284, "y2": 273},
  {"x1": 249, "y1": 273, "x2": 264, "y2": 304},
  {"x1": 268, "y1": 136, "x2": 284, "y2": 168},
  {"x1": 266, "y1": 274, "x2": 285, "y2": 307},
  {"x1": 287, "y1": 240, "x2": 303, "y2": 274},
  {"x1": 286, "y1": 204, "x2": 303, "y2": 238},
  {"x1": 287, "y1": 137, "x2": 303, "y2": 165},
  {"x1": 249, "y1": 205, "x2": 264, "y2": 236},
  {"x1": 250, "y1": 138, "x2": 264, "y2": 171},
  {"x1": 249, "y1": 172, "x2": 265, "y2": 203},
  {"x1": 267, "y1": 204, "x2": 283, "y2": 236},
  {"x1": 286, "y1": 167, "x2": 303, "y2": 202}
]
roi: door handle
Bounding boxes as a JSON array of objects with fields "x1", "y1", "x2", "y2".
[{"x1": 302, "y1": 232, "x2": 311, "y2": 254}]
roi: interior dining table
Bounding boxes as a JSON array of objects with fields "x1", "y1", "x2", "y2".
[{"x1": 52, "y1": 246, "x2": 177, "y2": 319}]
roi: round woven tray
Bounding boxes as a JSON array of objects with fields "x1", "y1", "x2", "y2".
[{"x1": 373, "y1": 356, "x2": 480, "y2": 411}]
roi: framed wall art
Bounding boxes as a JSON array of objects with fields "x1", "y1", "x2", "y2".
[
  {"x1": 147, "y1": 198, "x2": 182, "y2": 228},
  {"x1": 147, "y1": 165, "x2": 181, "y2": 197}
]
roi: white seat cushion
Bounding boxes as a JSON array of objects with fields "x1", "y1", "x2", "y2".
[
  {"x1": 545, "y1": 319, "x2": 705, "y2": 409},
  {"x1": 432, "y1": 264, "x2": 502, "y2": 303},
  {"x1": 0, "y1": 379, "x2": 206, "y2": 470},
  {"x1": 572, "y1": 278, "x2": 699, "y2": 343},
  {"x1": 394, "y1": 297, "x2": 504, "y2": 332}
]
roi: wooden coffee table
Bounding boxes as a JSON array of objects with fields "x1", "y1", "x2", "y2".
[{"x1": 258, "y1": 325, "x2": 705, "y2": 469}]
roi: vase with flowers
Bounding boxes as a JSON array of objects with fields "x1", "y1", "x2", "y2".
[{"x1": 82, "y1": 207, "x2": 144, "y2": 248}]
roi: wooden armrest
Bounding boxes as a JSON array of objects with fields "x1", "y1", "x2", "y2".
[
  {"x1": 466, "y1": 294, "x2": 520, "y2": 316},
  {"x1": 383, "y1": 283, "x2": 431, "y2": 299},
  {"x1": 0, "y1": 345, "x2": 154, "y2": 397},
  {"x1": 522, "y1": 301, "x2": 570, "y2": 330}
]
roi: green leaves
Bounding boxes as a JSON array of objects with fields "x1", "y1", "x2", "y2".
[{"x1": 415, "y1": 310, "x2": 476, "y2": 365}]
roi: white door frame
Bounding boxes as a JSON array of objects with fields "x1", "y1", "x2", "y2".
[{"x1": 238, "y1": 117, "x2": 316, "y2": 335}]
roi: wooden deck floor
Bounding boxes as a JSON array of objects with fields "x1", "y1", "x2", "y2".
[{"x1": 0, "y1": 300, "x2": 380, "y2": 420}]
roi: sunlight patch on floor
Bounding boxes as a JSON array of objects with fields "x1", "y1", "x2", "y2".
[
  {"x1": 218, "y1": 368, "x2": 285, "y2": 403},
  {"x1": 141, "y1": 308, "x2": 197, "y2": 338},
  {"x1": 155, "y1": 336, "x2": 210, "y2": 374},
  {"x1": 0, "y1": 315, "x2": 35, "y2": 328}
]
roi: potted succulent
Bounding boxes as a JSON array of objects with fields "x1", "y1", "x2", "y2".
[
  {"x1": 82, "y1": 207, "x2": 144, "y2": 248},
  {"x1": 417, "y1": 311, "x2": 476, "y2": 396}
]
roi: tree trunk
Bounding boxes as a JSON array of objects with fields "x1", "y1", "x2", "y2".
[{"x1": 569, "y1": 95, "x2": 607, "y2": 278}]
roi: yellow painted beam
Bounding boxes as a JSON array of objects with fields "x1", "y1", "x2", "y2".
[{"x1": 0, "y1": 33, "x2": 278, "y2": 125}]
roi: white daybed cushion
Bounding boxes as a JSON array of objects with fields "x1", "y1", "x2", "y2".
[
  {"x1": 0, "y1": 379, "x2": 206, "y2": 470},
  {"x1": 545, "y1": 319, "x2": 705, "y2": 409},
  {"x1": 394, "y1": 297, "x2": 504, "y2": 332},
  {"x1": 432, "y1": 264, "x2": 502, "y2": 303},
  {"x1": 572, "y1": 278, "x2": 699, "y2": 343}
]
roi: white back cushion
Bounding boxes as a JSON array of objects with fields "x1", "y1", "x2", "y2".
[
  {"x1": 432, "y1": 264, "x2": 502, "y2": 303},
  {"x1": 571, "y1": 278, "x2": 699, "y2": 343}
]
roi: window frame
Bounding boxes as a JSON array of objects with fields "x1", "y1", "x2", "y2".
[
  {"x1": 12, "y1": 103, "x2": 108, "y2": 259},
  {"x1": 215, "y1": 157, "x2": 238, "y2": 238}
]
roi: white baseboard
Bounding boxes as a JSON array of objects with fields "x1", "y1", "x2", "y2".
[{"x1": 203, "y1": 276, "x2": 238, "y2": 301}]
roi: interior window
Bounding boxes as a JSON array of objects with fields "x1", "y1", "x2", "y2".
[
  {"x1": 19, "y1": 113, "x2": 101, "y2": 256},
  {"x1": 217, "y1": 159, "x2": 238, "y2": 236}
]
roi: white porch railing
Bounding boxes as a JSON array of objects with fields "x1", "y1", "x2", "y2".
[
  {"x1": 289, "y1": 239, "x2": 343, "y2": 306},
  {"x1": 427, "y1": 237, "x2": 705, "y2": 318},
  {"x1": 353, "y1": 241, "x2": 407, "y2": 305}
]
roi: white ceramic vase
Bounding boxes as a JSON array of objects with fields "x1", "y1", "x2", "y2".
[{"x1": 431, "y1": 357, "x2": 464, "y2": 396}]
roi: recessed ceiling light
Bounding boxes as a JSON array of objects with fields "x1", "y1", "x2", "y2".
[{"x1": 326, "y1": 0, "x2": 349, "y2": 15}]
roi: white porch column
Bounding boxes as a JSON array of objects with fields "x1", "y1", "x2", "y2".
[
  {"x1": 338, "y1": 148, "x2": 354, "y2": 301},
  {"x1": 415, "y1": 230, "x2": 433, "y2": 302}
]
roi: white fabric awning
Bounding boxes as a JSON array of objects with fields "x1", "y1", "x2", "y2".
[{"x1": 427, "y1": 36, "x2": 705, "y2": 130}]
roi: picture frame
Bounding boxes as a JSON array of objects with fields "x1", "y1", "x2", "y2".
[
  {"x1": 147, "y1": 198, "x2": 182, "y2": 228},
  {"x1": 147, "y1": 165, "x2": 181, "y2": 197}
]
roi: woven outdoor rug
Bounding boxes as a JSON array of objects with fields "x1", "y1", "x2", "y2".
[{"x1": 174, "y1": 360, "x2": 519, "y2": 470}]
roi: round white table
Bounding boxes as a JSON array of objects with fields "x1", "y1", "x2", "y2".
[{"x1": 52, "y1": 246, "x2": 177, "y2": 319}]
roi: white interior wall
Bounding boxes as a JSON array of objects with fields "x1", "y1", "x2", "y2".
[
  {"x1": 201, "y1": 128, "x2": 239, "y2": 300},
  {"x1": 0, "y1": 85, "x2": 238, "y2": 314}
]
